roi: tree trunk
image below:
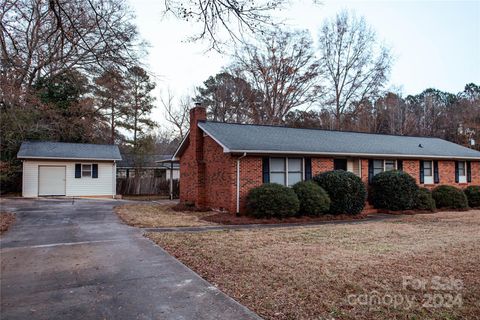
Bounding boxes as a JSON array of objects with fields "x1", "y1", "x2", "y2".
[{"x1": 111, "y1": 103, "x2": 115, "y2": 144}]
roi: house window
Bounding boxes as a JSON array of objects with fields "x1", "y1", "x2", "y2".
[
  {"x1": 373, "y1": 160, "x2": 384, "y2": 176},
  {"x1": 351, "y1": 159, "x2": 362, "y2": 177},
  {"x1": 82, "y1": 164, "x2": 92, "y2": 177},
  {"x1": 373, "y1": 159, "x2": 397, "y2": 176},
  {"x1": 269, "y1": 157, "x2": 304, "y2": 187},
  {"x1": 423, "y1": 160, "x2": 433, "y2": 184},
  {"x1": 270, "y1": 158, "x2": 286, "y2": 185},
  {"x1": 288, "y1": 158, "x2": 303, "y2": 186},
  {"x1": 458, "y1": 161, "x2": 466, "y2": 183},
  {"x1": 385, "y1": 160, "x2": 396, "y2": 171}
]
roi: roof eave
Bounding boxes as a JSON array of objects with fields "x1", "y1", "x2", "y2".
[
  {"x1": 172, "y1": 125, "x2": 232, "y2": 160},
  {"x1": 18, "y1": 156, "x2": 121, "y2": 161},
  {"x1": 227, "y1": 149, "x2": 480, "y2": 160},
  {"x1": 172, "y1": 131, "x2": 191, "y2": 160},
  {"x1": 197, "y1": 122, "x2": 231, "y2": 153}
]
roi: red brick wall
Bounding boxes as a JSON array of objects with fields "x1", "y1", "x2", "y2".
[
  {"x1": 402, "y1": 160, "x2": 420, "y2": 184},
  {"x1": 203, "y1": 136, "x2": 235, "y2": 211},
  {"x1": 179, "y1": 139, "x2": 195, "y2": 203},
  {"x1": 360, "y1": 159, "x2": 369, "y2": 184},
  {"x1": 312, "y1": 158, "x2": 334, "y2": 175},
  {"x1": 235, "y1": 156, "x2": 263, "y2": 213},
  {"x1": 179, "y1": 106, "x2": 207, "y2": 207},
  {"x1": 472, "y1": 161, "x2": 480, "y2": 184},
  {"x1": 403, "y1": 159, "x2": 480, "y2": 189}
]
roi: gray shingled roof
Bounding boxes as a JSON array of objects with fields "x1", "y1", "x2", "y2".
[
  {"x1": 117, "y1": 154, "x2": 179, "y2": 169},
  {"x1": 194, "y1": 121, "x2": 480, "y2": 159},
  {"x1": 17, "y1": 141, "x2": 122, "y2": 160}
]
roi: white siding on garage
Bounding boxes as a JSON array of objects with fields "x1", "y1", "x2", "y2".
[{"x1": 22, "y1": 160, "x2": 116, "y2": 197}]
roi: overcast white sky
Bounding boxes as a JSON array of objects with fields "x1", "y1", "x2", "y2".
[{"x1": 129, "y1": 0, "x2": 480, "y2": 128}]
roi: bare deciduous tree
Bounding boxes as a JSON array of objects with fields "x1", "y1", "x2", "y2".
[
  {"x1": 160, "y1": 90, "x2": 190, "y2": 139},
  {"x1": 0, "y1": 0, "x2": 144, "y2": 154},
  {"x1": 317, "y1": 10, "x2": 392, "y2": 129},
  {"x1": 233, "y1": 30, "x2": 320, "y2": 124},
  {"x1": 1, "y1": 0, "x2": 142, "y2": 98},
  {"x1": 162, "y1": 0, "x2": 287, "y2": 51}
]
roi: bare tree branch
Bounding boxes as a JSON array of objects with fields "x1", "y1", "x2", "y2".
[
  {"x1": 317, "y1": 10, "x2": 392, "y2": 129},
  {"x1": 160, "y1": 89, "x2": 190, "y2": 139},
  {"x1": 162, "y1": 0, "x2": 287, "y2": 51}
]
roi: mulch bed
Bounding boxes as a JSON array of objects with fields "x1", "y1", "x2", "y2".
[
  {"x1": 377, "y1": 207, "x2": 475, "y2": 215},
  {"x1": 173, "y1": 203, "x2": 475, "y2": 225},
  {"x1": 376, "y1": 209, "x2": 436, "y2": 215},
  {"x1": 172, "y1": 203, "x2": 211, "y2": 212},
  {"x1": 0, "y1": 212, "x2": 15, "y2": 234},
  {"x1": 201, "y1": 211, "x2": 370, "y2": 225}
]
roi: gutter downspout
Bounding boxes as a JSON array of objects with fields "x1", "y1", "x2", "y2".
[
  {"x1": 169, "y1": 161, "x2": 174, "y2": 200},
  {"x1": 236, "y1": 153, "x2": 247, "y2": 214},
  {"x1": 113, "y1": 161, "x2": 116, "y2": 199}
]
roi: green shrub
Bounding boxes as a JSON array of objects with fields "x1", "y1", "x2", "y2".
[
  {"x1": 313, "y1": 170, "x2": 367, "y2": 215},
  {"x1": 292, "y1": 181, "x2": 330, "y2": 215},
  {"x1": 246, "y1": 183, "x2": 299, "y2": 218},
  {"x1": 415, "y1": 188, "x2": 436, "y2": 211},
  {"x1": 464, "y1": 186, "x2": 480, "y2": 208},
  {"x1": 370, "y1": 170, "x2": 418, "y2": 210},
  {"x1": 432, "y1": 185, "x2": 468, "y2": 209}
]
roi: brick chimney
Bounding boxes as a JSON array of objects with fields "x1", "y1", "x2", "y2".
[
  {"x1": 190, "y1": 102, "x2": 207, "y2": 127},
  {"x1": 189, "y1": 103, "x2": 206, "y2": 208}
]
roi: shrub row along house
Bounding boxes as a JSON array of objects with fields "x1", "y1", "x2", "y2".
[{"x1": 174, "y1": 105, "x2": 480, "y2": 213}]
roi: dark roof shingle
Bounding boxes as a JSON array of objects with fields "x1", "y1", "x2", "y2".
[
  {"x1": 196, "y1": 121, "x2": 480, "y2": 159},
  {"x1": 17, "y1": 141, "x2": 122, "y2": 160},
  {"x1": 117, "y1": 154, "x2": 179, "y2": 168}
]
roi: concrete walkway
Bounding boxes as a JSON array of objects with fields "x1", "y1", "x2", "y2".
[{"x1": 0, "y1": 198, "x2": 260, "y2": 320}]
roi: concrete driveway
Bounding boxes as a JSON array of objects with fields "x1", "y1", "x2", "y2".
[{"x1": 0, "y1": 198, "x2": 260, "y2": 320}]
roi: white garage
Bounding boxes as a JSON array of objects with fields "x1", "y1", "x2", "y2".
[{"x1": 17, "y1": 141, "x2": 122, "y2": 198}]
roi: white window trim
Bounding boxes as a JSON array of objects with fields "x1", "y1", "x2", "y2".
[
  {"x1": 373, "y1": 159, "x2": 397, "y2": 176},
  {"x1": 347, "y1": 158, "x2": 362, "y2": 177},
  {"x1": 82, "y1": 163, "x2": 93, "y2": 178},
  {"x1": 269, "y1": 157, "x2": 304, "y2": 187},
  {"x1": 458, "y1": 161, "x2": 467, "y2": 183},
  {"x1": 383, "y1": 160, "x2": 397, "y2": 171},
  {"x1": 356, "y1": 159, "x2": 362, "y2": 177},
  {"x1": 423, "y1": 160, "x2": 434, "y2": 185}
]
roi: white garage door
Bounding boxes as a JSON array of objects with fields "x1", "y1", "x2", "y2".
[{"x1": 38, "y1": 166, "x2": 66, "y2": 196}]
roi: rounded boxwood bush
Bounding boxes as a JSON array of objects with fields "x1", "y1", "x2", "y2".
[
  {"x1": 246, "y1": 183, "x2": 299, "y2": 218},
  {"x1": 370, "y1": 170, "x2": 418, "y2": 210},
  {"x1": 432, "y1": 185, "x2": 468, "y2": 209},
  {"x1": 313, "y1": 170, "x2": 367, "y2": 215},
  {"x1": 415, "y1": 188, "x2": 436, "y2": 211},
  {"x1": 292, "y1": 181, "x2": 330, "y2": 215},
  {"x1": 464, "y1": 186, "x2": 480, "y2": 208}
]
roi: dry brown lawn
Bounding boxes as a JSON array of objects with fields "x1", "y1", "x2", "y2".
[
  {"x1": 115, "y1": 204, "x2": 215, "y2": 227},
  {"x1": 147, "y1": 211, "x2": 480, "y2": 320},
  {"x1": 0, "y1": 211, "x2": 15, "y2": 234}
]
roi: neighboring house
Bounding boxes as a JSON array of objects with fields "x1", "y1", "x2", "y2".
[
  {"x1": 174, "y1": 105, "x2": 480, "y2": 213},
  {"x1": 17, "y1": 141, "x2": 121, "y2": 198},
  {"x1": 116, "y1": 154, "x2": 179, "y2": 180}
]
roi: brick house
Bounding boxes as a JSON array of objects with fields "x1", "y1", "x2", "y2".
[{"x1": 174, "y1": 105, "x2": 480, "y2": 213}]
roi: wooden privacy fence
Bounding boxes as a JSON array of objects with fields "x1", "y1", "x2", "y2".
[{"x1": 116, "y1": 177, "x2": 179, "y2": 198}]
